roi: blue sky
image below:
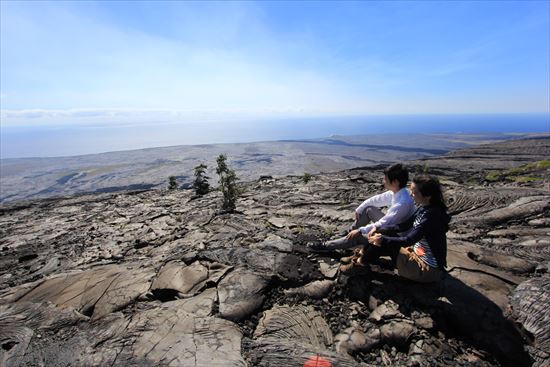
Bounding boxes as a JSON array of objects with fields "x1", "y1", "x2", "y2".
[{"x1": 1, "y1": 0, "x2": 549, "y2": 126}]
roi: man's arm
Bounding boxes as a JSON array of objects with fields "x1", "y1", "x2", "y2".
[
  {"x1": 358, "y1": 202, "x2": 413, "y2": 235},
  {"x1": 355, "y1": 191, "x2": 392, "y2": 215}
]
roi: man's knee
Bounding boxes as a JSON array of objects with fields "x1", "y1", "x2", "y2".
[
  {"x1": 364, "y1": 206, "x2": 384, "y2": 222},
  {"x1": 360, "y1": 206, "x2": 376, "y2": 219}
]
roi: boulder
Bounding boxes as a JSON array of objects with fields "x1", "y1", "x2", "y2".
[
  {"x1": 284, "y1": 279, "x2": 336, "y2": 299},
  {"x1": 15, "y1": 265, "x2": 154, "y2": 320},
  {"x1": 217, "y1": 268, "x2": 268, "y2": 321},
  {"x1": 510, "y1": 277, "x2": 550, "y2": 367}
]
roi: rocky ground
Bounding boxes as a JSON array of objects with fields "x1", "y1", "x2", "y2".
[{"x1": 0, "y1": 137, "x2": 549, "y2": 367}]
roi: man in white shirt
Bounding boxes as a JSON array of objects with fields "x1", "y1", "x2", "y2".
[{"x1": 308, "y1": 163, "x2": 415, "y2": 251}]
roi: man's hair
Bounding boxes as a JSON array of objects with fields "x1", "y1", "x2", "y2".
[{"x1": 384, "y1": 163, "x2": 408, "y2": 188}]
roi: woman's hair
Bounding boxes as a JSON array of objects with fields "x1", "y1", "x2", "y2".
[{"x1": 413, "y1": 175, "x2": 447, "y2": 210}]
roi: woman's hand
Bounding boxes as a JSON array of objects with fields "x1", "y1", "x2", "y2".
[
  {"x1": 367, "y1": 227, "x2": 377, "y2": 237},
  {"x1": 368, "y1": 232, "x2": 382, "y2": 247},
  {"x1": 404, "y1": 247, "x2": 429, "y2": 272}
]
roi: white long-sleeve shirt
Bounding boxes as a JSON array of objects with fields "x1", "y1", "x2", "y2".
[{"x1": 356, "y1": 188, "x2": 415, "y2": 235}]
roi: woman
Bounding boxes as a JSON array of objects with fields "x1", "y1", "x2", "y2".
[{"x1": 342, "y1": 175, "x2": 450, "y2": 283}]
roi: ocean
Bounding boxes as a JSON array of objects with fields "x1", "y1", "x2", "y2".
[{"x1": 1, "y1": 113, "x2": 548, "y2": 159}]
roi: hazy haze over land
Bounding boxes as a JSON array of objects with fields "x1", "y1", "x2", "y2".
[{"x1": 1, "y1": 132, "x2": 546, "y2": 203}]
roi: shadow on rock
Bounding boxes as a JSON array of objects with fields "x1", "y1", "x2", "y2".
[{"x1": 344, "y1": 270, "x2": 532, "y2": 367}]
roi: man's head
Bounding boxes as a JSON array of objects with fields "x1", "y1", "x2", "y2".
[{"x1": 383, "y1": 163, "x2": 408, "y2": 190}]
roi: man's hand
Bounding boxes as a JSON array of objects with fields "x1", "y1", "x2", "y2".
[{"x1": 346, "y1": 229, "x2": 360, "y2": 241}]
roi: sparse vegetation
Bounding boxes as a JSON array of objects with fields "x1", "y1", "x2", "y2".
[
  {"x1": 216, "y1": 154, "x2": 240, "y2": 212},
  {"x1": 422, "y1": 164, "x2": 430, "y2": 174},
  {"x1": 485, "y1": 171, "x2": 501, "y2": 182},
  {"x1": 485, "y1": 160, "x2": 549, "y2": 183},
  {"x1": 302, "y1": 173, "x2": 313, "y2": 184},
  {"x1": 168, "y1": 176, "x2": 177, "y2": 190},
  {"x1": 513, "y1": 176, "x2": 542, "y2": 183},
  {"x1": 323, "y1": 226, "x2": 336, "y2": 238},
  {"x1": 192, "y1": 163, "x2": 210, "y2": 195}
]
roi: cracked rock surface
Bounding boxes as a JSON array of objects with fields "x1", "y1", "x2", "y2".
[{"x1": 1, "y1": 137, "x2": 549, "y2": 366}]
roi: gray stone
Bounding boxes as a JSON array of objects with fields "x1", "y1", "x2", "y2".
[
  {"x1": 253, "y1": 304, "x2": 333, "y2": 349},
  {"x1": 369, "y1": 300, "x2": 404, "y2": 323},
  {"x1": 510, "y1": 277, "x2": 550, "y2": 367},
  {"x1": 335, "y1": 325, "x2": 380, "y2": 354},
  {"x1": 267, "y1": 217, "x2": 286, "y2": 228},
  {"x1": 150, "y1": 260, "x2": 231, "y2": 299},
  {"x1": 217, "y1": 268, "x2": 268, "y2": 321},
  {"x1": 164, "y1": 288, "x2": 218, "y2": 317},
  {"x1": 15, "y1": 265, "x2": 154, "y2": 320},
  {"x1": 250, "y1": 234, "x2": 293, "y2": 253},
  {"x1": 319, "y1": 261, "x2": 340, "y2": 279},
  {"x1": 478, "y1": 196, "x2": 550, "y2": 226},
  {"x1": 84, "y1": 308, "x2": 247, "y2": 367},
  {"x1": 380, "y1": 320, "x2": 415, "y2": 347},
  {"x1": 284, "y1": 280, "x2": 336, "y2": 299}
]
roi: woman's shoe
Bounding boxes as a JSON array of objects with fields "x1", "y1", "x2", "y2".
[
  {"x1": 340, "y1": 257, "x2": 368, "y2": 275},
  {"x1": 340, "y1": 248, "x2": 364, "y2": 264},
  {"x1": 340, "y1": 255, "x2": 356, "y2": 264}
]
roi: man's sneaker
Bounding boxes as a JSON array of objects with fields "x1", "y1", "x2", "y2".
[{"x1": 306, "y1": 242, "x2": 331, "y2": 252}]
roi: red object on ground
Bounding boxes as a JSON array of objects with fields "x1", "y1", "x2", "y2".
[{"x1": 304, "y1": 355, "x2": 332, "y2": 367}]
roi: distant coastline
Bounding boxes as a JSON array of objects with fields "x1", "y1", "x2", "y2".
[{"x1": 1, "y1": 113, "x2": 549, "y2": 159}]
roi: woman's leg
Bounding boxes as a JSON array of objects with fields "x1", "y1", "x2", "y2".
[
  {"x1": 361, "y1": 240, "x2": 401, "y2": 266},
  {"x1": 396, "y1": 250, "x2": 443, "y2": 283}
]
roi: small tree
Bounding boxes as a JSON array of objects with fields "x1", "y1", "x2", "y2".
[
  {"x1": 216, "y1": 154, "x2": 239, "y2": 212},
  {"x1": 302, "y1": 172, "x2": 312, "y2": 184},
  {"x1": 168, "y1": 176, "x2": 178, "y2": 190},
  {"x1": 193, "y1": 163, "x2": 210, "y2": 195}
]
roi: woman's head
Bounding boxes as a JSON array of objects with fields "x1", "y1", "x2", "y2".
[{"x1": 411, "y1": 175, "x2": 447, "y2": 209}]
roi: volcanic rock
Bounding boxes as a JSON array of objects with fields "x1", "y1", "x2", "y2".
[{"x1": 1, "y1": 137, "x2": 549, "y2": 366}]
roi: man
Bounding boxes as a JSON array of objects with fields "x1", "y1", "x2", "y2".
[{"x1": 308, "y1": 163, "x2": 415, "y2": 252}]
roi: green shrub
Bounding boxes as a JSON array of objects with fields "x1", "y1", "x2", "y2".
[
  {"x1": 302, "y1": 173, "x2": 313, "y2": 184},
  {"x1": 216, "y1": 154, "x2": 240, "y2": 212},
  {"x1": 422, "y1": 164, "x2": 430, "y2": 174},
  {"x1": 168, "y1": 176, "x2": 178, "y2": 190},
  {"x1": 193, "y1": 163, "x2": 210, "y2": 195}
]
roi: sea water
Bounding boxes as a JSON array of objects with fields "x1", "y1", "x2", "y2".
[{"x1": 1, "y1": 113, "x2": 548, "y2": 159}]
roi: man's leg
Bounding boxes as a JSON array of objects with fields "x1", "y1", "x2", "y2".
[
  {"x1": 311, "y1": 231, "x2": 370, "y2": 251},
  {"x1": 350, "y1": 206, "x2": 384, "y2": 231}
]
